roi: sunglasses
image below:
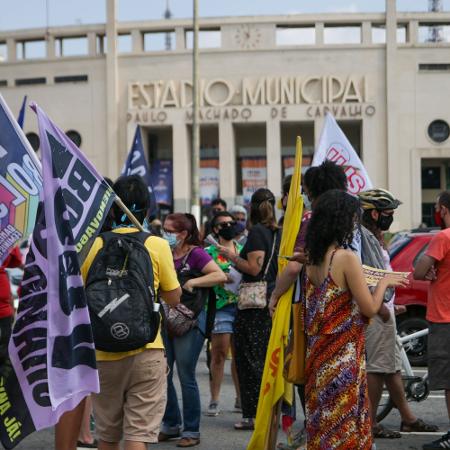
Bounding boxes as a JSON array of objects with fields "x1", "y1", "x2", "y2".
[{"x1": 216, "y1": 221, "x2": 236, "y2": 229}]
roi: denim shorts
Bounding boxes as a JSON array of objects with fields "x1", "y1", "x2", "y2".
[{"x1": 212, "y1": 304, "x2": 237, "y2": 334}]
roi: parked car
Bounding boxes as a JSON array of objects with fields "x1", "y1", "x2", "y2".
[{"x1": 389, "y1": 228, "x2": 438, "y2": 366}]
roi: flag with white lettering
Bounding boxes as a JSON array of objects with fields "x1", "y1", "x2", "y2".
[
  {"x1": 0, "y1": 103, "x2": 115, "y2": 448},
  {"x1": 312, "y1": 113, "x2": 373, "y2": 194},
  {"x1": 0, "y1": 94, "x2": 42, "y2": 265},
  {"x1": 121, "y1": 126, "x2": 158, "y2": 219}
]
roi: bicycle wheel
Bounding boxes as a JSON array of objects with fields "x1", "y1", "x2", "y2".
[{"x1": 376, "y1": 392, "x2": 395, "y2": 422}]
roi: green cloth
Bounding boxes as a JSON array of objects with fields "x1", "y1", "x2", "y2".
[{"x1": 206, "y1": 242, "x2": 242, "y2": 310}]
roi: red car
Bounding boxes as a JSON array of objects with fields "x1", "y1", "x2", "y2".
[{"x1": 389, "y1": 228, "x2": 438, "y2": 366}]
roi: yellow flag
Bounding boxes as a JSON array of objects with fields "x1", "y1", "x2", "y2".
[{"x1": 247, "y1": 137, "x2": 304, "y2": 450}]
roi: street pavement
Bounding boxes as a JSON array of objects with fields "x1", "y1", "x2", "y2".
[{"x1": 12, "y1": 355, "x2": 448, "y2": 450}]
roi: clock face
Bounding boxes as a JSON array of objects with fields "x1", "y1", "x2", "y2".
[{"x1": 234, "y1": 24, "x2": 262, "y2": 49}]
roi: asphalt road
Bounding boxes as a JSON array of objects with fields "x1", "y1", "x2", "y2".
[{"x1": 11, "y1": 357, "x2": 449, "y2": 450}]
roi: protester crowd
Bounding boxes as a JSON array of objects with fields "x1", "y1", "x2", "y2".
[{"x1": 4, "y1": 159, "x2": 450, "y2": 450}]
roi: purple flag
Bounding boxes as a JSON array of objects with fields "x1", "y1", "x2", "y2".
[
  {"x1": 0, "y1": 94, "x2": 42, "y2": 265},
  {"x1": 121, "y1": 126, "x2": 158, "y2": 218},
  {"x1": 0, "y1": 103, "x2": 115, "y2": 448}
]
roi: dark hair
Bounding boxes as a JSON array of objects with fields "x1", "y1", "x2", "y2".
[
  {"x1": 211, "y1": 211, "x2": 234, "y2": 234},
  {"x1": 212, "y1": 198, "x2": 227, "y2": 209},
  {"x1": 249, "y1": 188, "x2": 277, "y2": 230},
  {"x1": 165, "y1": 213, "x2": 202, "y2": 246},
  {"x1": 111, "y1": 175, "x2": 149, "y2": 225},
  {"x1": 307, "y1": 160, "x2": 347, "y2": 201},
  {"x1": 303, "y1": 166, "x2": 318, "y2": 192},
  {"x1": 305, "y1": 190, "x2": 360, "y2": 265},
  {"x1": 438, "y1": 191, "x2": 450, "y2": 210},
  {"x1": 282, "y1": 175, "x2": 292, "y2": 196}
]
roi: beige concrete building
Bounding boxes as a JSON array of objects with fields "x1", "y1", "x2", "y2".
[{"x1": 1, "y1": 1, "x2": 450, "y2": 229}]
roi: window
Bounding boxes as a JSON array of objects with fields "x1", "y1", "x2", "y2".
[
  {"x1": 144, "y1": 31, "x2": 174, "y2": 51},
  {"x1": 421, "y1": 167, "x2": 441, "y2": 189},
  {"x1": 0, "y1": 42, "x2": 6, "y2": 62},
  {"x1": 418, "y1": 24, "x2": 450, "y2": 43},
  {"x1": 276, "y1": 26, "x2": 315, "y2": 46},
  {"x1": 372, "y1": 24, "x2": 386, "y2": 44},
  {"x1": 56, "y1": 36, "x2": 88, "y2": 57},
  {"x1": 185, "y1": 30, "x2": 221, "y2": 49},
  {"x1": 17, "y1": 40, "x2": 46, "y2": 60},
  {"x1": 324, "y1": 26, "x2": 361, "y2": 44},
  {"x1": 118, "y1": 34, "x2": 132, "y2": 53}
]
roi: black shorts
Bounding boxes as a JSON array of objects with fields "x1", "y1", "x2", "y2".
[{"x1": 428, "y1": 322, "x2": 450, "y2": 391}]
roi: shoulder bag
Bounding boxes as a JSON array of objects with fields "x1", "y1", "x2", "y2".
[{"x1": 237, "y1": 231, "x2": 277, "y2": 310}]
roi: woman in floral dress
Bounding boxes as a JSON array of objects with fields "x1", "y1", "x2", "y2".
[{"x1": 303, "y1": 190, "x2": 407, "y2": 449}]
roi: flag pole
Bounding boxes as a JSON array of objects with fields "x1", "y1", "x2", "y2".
[{"x1": 114, "y1": 197, "x2": 145, "y2": 231}]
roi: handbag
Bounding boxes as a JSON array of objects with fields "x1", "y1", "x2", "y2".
[
  {"x1": 283, "y1": 268, "x2": 306, "y2": 384},
  {"x1": 162, "y1": 301, "x2": 197, "y2": 338},
  {"x1": 162, "y1": 248, "x2": 209, "y2": 338},
  {"x1": 238, "y1": 231, "x2": 277, "y2": 310}
]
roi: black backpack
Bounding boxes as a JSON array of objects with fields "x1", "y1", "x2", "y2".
[{"x1": 85, "y1": 231, "x2": 160, "y2": 352}]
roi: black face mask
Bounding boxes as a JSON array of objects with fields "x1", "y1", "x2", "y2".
[
  {"x1": 218, "y1": 225, "x2": 237, "y2": 241},
  {"x1": 377, "y1": 213, "x2": 393, "y2": 231}
]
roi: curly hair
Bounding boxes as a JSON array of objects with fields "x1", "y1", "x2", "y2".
[
  {"x1": 307, "y1": 160, "x2": 347, "y2": 201},
  {"x1": 305, "y1": 189, "x2": 360, "y2": 265}
]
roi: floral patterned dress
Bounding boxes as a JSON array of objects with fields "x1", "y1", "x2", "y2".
[{"x1": 303, "y1": 252, "x2": 372, "y2": 450}]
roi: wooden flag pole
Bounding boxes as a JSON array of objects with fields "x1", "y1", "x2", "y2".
[{"x1": 114, "y1": 197, "x2": 145, "y2": 232}]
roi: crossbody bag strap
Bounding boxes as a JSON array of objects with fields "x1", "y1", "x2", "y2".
[
  {"x1": 178, "y1": 247, "x2": 196, "y2": 274},
  {"x1": 262, "y1": 230, "x2": 278, "y2": 281}
]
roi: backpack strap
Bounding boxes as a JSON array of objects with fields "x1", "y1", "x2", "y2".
[{"x1": 262, "y1": 230, "x2": 278, "y2": 281}]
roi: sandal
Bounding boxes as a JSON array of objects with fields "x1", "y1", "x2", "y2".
[
  {"x1": 372, "y1": 424, "x2": 401, "y2": 439},
  {"x1": 76, "y1": 440, "x2": 98, "y2": 448},
  {"x1": 176, "y1": 437, "x2": 200, "y2": 447},
  {"x1": 400, "y1": 418, "x2": 439, "y2": 432},
  {"x1": 234, "y1": 419, "x2": 254, "y2": 430}
]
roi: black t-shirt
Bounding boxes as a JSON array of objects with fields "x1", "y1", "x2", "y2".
[{"x1": 239, "y1": 223, "x2": 279, "y2": 294}]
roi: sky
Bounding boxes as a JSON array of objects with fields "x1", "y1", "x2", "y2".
[{"x1": 0, "y1": 0, "x2": 450, "y2": 31}]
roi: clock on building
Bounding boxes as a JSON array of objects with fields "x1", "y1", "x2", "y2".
[{"x1": 234, "y1": 24, "x2": 262, "y2": 49}]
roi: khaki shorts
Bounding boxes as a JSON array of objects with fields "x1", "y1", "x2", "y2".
[
  {"x1": 428, "y1": 322, "x2": 450, "y2": 391},
  {"x1": 92, "y1": 349, "x2": 167, "y2": 443},
  {"x1": 365, "y1": 309, "x2": 402, "y2": 374}
]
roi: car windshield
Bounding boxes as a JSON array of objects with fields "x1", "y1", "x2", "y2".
[{"x1": 388, "y1": 234, "x2": 412, "y2": 259}]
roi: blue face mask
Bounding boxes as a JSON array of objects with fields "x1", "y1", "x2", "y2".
[
  {"x1": 142, "y1": 217, "x2": 150, "y2": 232},
  {"x1": 302, "y1": 193, "x2": 312, "y2": 210},
  {"x1": 163, "y1": 231, "x2": 179, "y2": 249}
]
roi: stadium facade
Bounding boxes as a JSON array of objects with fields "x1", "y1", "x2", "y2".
[{"x1": 1, "y1": 1, "x2": 450, "y2": 228}]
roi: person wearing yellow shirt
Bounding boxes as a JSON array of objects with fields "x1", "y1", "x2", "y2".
[{"x1": 82, "y1": 176, "x2": 180, "y2": 450}]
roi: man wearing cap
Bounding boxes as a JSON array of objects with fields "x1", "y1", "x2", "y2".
[{"x1": 359, "y1": 189, "x2": 437, "y2": 439}]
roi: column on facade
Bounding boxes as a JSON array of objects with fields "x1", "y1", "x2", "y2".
[
  {"x1": 266, "y1": 119, "x2": 282, "y2": 199},
  {"x1": 105, "y1": 0, "x2": 119, "y2": 178},
  {"x1": 385, "y1": 0, "x2": 409, "y2": 227},
  {"x1": 218, "y1": 121, "x2": 236, "y2": 207},
  {"x1": 172, "y1": 122, "x2": 191, "y2": 212}
]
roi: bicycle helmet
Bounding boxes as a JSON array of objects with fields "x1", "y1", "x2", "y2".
[{"x1": 358, "y1": 188, "x2": 401, "y2": 211}]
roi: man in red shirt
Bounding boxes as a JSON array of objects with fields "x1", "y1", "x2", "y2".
[
  {"x1": 0, "y1": 246, "x2": 23, "y2": 364},
  {"x1": 415, "y1": 190, "x2": 450, "y2": 449}
]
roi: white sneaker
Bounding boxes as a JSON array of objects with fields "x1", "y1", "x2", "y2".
[{"x1": 206, "y1": 401, "x2": 220, "y2": 416}]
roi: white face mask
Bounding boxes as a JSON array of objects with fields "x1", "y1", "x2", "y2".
[{"x1": 302, "y1": 193, "x2": 312, "y2": 210}]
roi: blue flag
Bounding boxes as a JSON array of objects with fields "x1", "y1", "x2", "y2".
[
  {"x1": 121, "y1": 126, "x2": 158, "y2": 219},
  {"x1": 17, "y1": 96, "x2": 27, "y2": 129}
]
